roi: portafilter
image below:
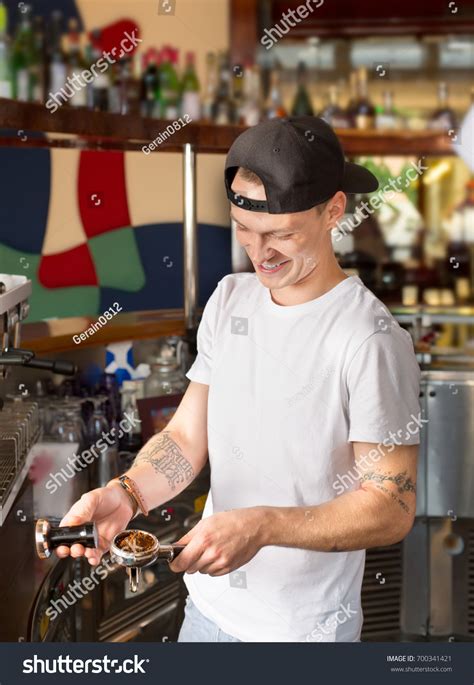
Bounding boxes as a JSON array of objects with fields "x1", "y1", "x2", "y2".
[{"x1": 110, "y1": 529, "x2": 186, "y2": 593}]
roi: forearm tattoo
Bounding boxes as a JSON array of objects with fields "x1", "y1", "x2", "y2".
[
  {"x1": 360, "y1": 471, "x2": 416, "y2": 515},
  {"x1": 131, "y1": 431, "x2": 194, "y2": 491},
  {"x1": 360, "y1": 470, "x2": 416, "y2": 495}
]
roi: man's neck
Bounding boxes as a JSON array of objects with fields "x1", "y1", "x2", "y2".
[{"x1": 269, "y1": 258, "x2": 348, "y2": 307}]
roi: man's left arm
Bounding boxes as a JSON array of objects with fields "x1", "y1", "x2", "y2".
[
  {"x1": 170, "y1": 442, "x2": 417, "y2": 576},
  {"x1": 257, "y1": 441, "x2": 417, "y2": 553}
]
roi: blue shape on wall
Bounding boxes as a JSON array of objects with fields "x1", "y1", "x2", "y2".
[
  {"x1": 0, "y1": 147, "x2": 51, "y2": 253},
  {"x1": 98, "y1": 222, "x2": 231, "y2": 313}
]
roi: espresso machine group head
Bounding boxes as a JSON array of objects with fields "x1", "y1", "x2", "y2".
[{"x1": 0, "y1": 274, "x2": 77, "y2": 379}]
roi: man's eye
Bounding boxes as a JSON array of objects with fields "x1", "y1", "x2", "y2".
[{"x1": 275, "y1": 234, "x2": 293, "y2": 240}]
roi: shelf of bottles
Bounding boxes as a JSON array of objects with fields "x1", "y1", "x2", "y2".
[{"x1": 0, "y1": 3, "x2": 458, "y2": 156}]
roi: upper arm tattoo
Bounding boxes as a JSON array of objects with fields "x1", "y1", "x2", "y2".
[
  {"x1": 131, "y1": 431, "x2": 195, "y2": 491},
  {"x1": 360, "y1": 470, "x2": 416, "y2": 515}
]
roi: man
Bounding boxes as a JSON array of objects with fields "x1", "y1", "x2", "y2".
[{"x1": 57, "y1": 117, "x2": 420, "y2": 643}]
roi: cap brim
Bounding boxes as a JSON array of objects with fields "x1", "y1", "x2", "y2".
[{"x1": 341, "y1": 162, "x2": 379, "y2": 194}]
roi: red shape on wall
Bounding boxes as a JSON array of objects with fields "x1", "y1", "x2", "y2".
[
  {"x1": 78, "y1": 151, "x2": 131, "y2": 238},
  {"x1": 89, "y1": 19, "x2": 141, "y2": 57},
  {"x1": 39, "y1": 244, "x2": 98, "y2": 289}
]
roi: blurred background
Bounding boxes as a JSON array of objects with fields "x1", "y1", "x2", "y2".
[{"x1": 0, "y1": 0, "x2": 473, "y2": 646}]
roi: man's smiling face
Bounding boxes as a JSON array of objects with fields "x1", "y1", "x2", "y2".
[{"x1": 230, "y1": 172, "x2": 346, "y2": 290}]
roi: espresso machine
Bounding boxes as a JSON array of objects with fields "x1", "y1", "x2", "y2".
[
  {"x1": 0, "y1": 274, "x2": 77, "y2": 524},
  {"x1": 0, "y1": 273, "x2": 79, "y2": 641}
]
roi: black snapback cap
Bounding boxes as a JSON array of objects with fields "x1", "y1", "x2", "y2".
[{"x1": 225, "y1": 116, "x2": 379, "y2": 214}]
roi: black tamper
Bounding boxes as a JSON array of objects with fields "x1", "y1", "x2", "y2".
[{"x1": 35, "y1": 518, "x2": 99, "y2": 559}]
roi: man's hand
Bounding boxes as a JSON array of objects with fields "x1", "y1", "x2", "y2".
[
  {"x1": 169, "y1": 508, "x2": 267, "y2": 576},
  {"x1": 56, "y1": 484, "x2": 135, "y2": 565}
]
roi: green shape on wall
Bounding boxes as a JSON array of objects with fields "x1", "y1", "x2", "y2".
[
  {"x1": 0, "y1": 243, "x2": 100, "y2": 322},
  {"x1": 89, "y1": 227, "x2": 145, "y2": 292}
]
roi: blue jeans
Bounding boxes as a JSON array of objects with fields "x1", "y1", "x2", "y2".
[{"x1": 178, "y1": 596, "x2": 242, "y2": 642}]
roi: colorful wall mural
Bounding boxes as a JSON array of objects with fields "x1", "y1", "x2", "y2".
[{"x1": 0, "y1": 0, "x2": 231, "y2": 322}]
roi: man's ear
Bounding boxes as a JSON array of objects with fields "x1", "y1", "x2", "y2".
[{"x1": 326, "y1": 191, "x2": 347, "y2": 231}]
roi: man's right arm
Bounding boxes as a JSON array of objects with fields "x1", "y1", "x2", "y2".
[
  {"x1": 114, "y1": 380, "x2": 210, "y2": 511},
  {"x1": 56, "y1": 381, "x2": 209, "y2": 563}
]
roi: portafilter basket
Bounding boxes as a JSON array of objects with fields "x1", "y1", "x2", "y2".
[{"x1": 110, "y1": 529, "x2": 185, "y2": 592}]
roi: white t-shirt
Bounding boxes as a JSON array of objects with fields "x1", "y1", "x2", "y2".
[{"x1": 184, "y1": 273, "x2": 420, "y2": 642}]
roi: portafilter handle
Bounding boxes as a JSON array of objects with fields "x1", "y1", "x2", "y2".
[
  {"x1": 126, "y1": 544, "x2": 186, "y2": 593},
  {"x1": 35, "y1": 518, "x2": 99, "y2": 559},
  {"x1": 157, "y1": 544, "x2": 186, "y2": 561}
]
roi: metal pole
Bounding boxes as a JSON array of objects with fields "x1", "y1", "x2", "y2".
[{"x1": 183, "y1": 143, "x2": 198, "y2": 332}]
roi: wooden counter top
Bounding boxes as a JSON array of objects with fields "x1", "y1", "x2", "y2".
[{"x1": 20, "y1": 309, "x2": 191, "y2": 354}]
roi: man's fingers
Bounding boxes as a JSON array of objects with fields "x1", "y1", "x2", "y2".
[
  {"x1": 69, "y1": 543, "x2": 86, "y2": 558},
  {"x1": 55, "y1": 545, "x2": 71, "y2": 558},
  {"x1": 199, "y1": 565, "x2": 228, "y2": 576},
  {"x1": 174, "y1": 530, "x2": 194, "y2": 546},
  {"x1": 60, "y1": 491, "x2": 99, "y2": 526},
  {"x1": 208, "y1": 567, "x2": 229, "y2": 576},
  {"x1": 169, "y1": 539, "x2": 205, "y2": 573},
  {"x1": 59, "y1": 513, "x2": 85, "y2": 527}
]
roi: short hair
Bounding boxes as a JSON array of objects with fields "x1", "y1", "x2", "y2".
[
  {"x1": 234, "y1": 167, "x2": 263, "y2": 185},
  {"x1": 234, "y1": 166, "x2": 331, "y2": 215}
]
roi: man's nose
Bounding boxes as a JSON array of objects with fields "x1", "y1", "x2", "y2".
[{"x1": 247, "y1": 235, "x2": 274, "y2": 263}]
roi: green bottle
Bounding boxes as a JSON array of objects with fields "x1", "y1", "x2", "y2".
[
  {"x1": 180, "y1": 51, "x2": 200, "y2": 120},
  {"x1": 291, "y1": 61, "x2": 313, "y2": 116},
  {"x1": 155, "y1": 45, "x2": 180, "y2": 119},
  {"x1": 11, "y1": 3, "x2": 35, "y2": 101},
  {"x1": 0, "y1": 1, "x2": 12, "y2": 98}
]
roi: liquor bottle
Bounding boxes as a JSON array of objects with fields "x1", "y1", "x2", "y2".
[
  {"x1": 48, "y1": 11, "x2": 67, "y2": 98},
  {"x1": 232, "y1": 62, "x2": 245, "y2": 123},
  {"x1": 375, "y1": 90, "x2": 401, "y2": 130},
  {"x1": 89, "y1": 29, "x2": 109, "y2": 112},
  {"x1": 345, "y1": 71, "x2": 358, "y2": 127},
  {"x1": 291, "y1": 61, "x2": 313, "y2": 116},
  {"x1": 319, "y1": 85, "x2": 350, "y2": 128},
  {"x1": 264, "y1": 61, "x2": 286, "y2": 119},
  {"x1": 114, "y1": 56, "x2": 140, "y2": 115},
  {"x1": 430, "y1": 82, "x2": 457, "y2": 131},
  {"x1": 352, "y1": 67, "x2": 375, "y2": 130},
  {"x1": 0, "y1": 1, "x2": 12, "y2": 99},
  {"x1": 201, "y1": 51, "x2": 218, "y2": 122},
  {"x1": 155, "y1": 45, "x2": 180, "y2": 119},
  {"x1": 32, "y1": 16, "x2": 46, "y2": 103},
  {"x1": 11, "y1": 3, "x2": 35, "y2": 101},
  {"x1": 212, "y1": 51, "x2": 235, "y2": 124},
  {"x1": 239, "y1": 64, "x2": 261, "y2": 126},
  {"x1": 446, "y1": 178, "x2": 474, "y2": 302},
  {"x1": 84, "y1": 42, "x2": 94, "y2": 109},
  {"x1": 181, "y1": 51, "x2": 200, "y2": 120},
  {"x1": 140, "y1": 48, "x2": 159, "y2": 117},
  {"x1": 67, "y1": 18, "x2": 86, "y2": 107}
]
